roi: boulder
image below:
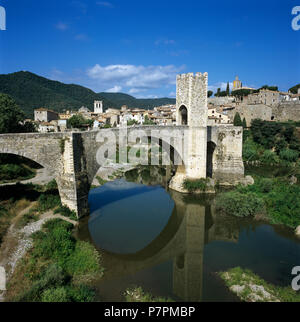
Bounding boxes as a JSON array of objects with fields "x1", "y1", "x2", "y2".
[{"x1": 295, "y1": 226, "x2": 300, "y2": 238}]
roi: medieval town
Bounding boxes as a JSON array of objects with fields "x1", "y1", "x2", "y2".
[{"x1": 32, "y1": 75, "x2": 300, "y2": 133}]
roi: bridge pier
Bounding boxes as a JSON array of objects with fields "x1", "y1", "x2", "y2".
[
  {"x1": 56, "y1": 133, "x2": 90, "y2": 219},
  {"x1": 185, "y1": 126, "x2": 207, "y2": 179}
]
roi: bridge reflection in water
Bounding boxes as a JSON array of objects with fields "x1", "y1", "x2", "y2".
[{"x1": 77, "y1": 182, "x2": 239, "y2": 302}]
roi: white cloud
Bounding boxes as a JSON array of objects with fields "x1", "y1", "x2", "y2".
[
  {"x1": 155, "y1": 39, "x2": 176, "y2": 46},
  {"x1": 169, "y1": 92, "x2": 176, "y2": 98},
  {"x1": 55, "y1": 22, "x2": 69, "y2": 31},
  {"x1": 75, "y1": 33, "x2": 89, "y2": 41},
  {"x1": 87, "y1": 64, "x2": 183, "y2": 91},
  {"x1": 129, "y1": 88, "x2": 145, "y2": 94},
  {"x1": 135, "y1": 94, "x2": 159, "y2": 99},
  {"x1": 105, "y1": 85, "x2": 122, "y2": 93},
  {"x1": 96, "y1": 1, "x2": 114, "y2": 8}
]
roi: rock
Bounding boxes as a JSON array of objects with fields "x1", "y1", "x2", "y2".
[
  {"x1": 169, "y1": 173, "x2": 188, "y2": 193},
  {"x1": 0, "y1": 266, "x2": 6, "y2": 291},
  {"x1": 290, "y1": 175, "x2": 297, "y2": 185},
  {"x1": 230, "y1": 285, "x2": 245, "y2": 295},
  {"x1": 241, "y1": 175, "x2": 254, "y2": 186},
  {"x1": 295, "y1": 226, "x2": 300, "y2": 238}
]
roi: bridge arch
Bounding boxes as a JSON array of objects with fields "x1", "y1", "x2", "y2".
[{"x1": 84, "y1": 127, "x2": 187, "y2": 188}]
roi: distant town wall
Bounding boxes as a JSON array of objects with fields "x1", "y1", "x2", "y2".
[{"x1": 228, "y1": 102, "x2": 300, "y2": 126}]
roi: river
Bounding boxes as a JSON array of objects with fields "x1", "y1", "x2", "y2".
[{"x1": 77, "y1": 166, "x2": 300, "y2": 302}]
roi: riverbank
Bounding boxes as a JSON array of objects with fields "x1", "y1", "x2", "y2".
[
  {"x1": 219, "y1": 267, "x2": 300, "y2": 302},
  {"x1": 215, "y1": 171, "x2": 300, "y2": 237},
  {"x1": 0, "y1": 180, "x2": 104, "y2": 302},
  {"x1": 4, "y1": 218, "x2": 103, "y2": 302}
]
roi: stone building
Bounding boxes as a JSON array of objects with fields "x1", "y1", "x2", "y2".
[
  {"x1": 246, "y1": 89, "x2": 282, "y2": 107},
  {"x1": 34, "y1": 108, "x2": 59, "y2": 123},
  {"x1": 207, "y1": 107, "x2": 231, "y2": 125},
  {"x1": 94, "y1": 100, "x2": 103, "y2": 114}
]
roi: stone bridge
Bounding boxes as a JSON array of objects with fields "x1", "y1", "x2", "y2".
[{"x1": 0, "y1": 72, "x2": 245, "y2": 217}]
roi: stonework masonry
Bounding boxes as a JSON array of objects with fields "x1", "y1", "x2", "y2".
[
  {"x1": 0, "y1": 73, "x2": 246, "y2": 217},
  {"x1": 228, "y1": 102, "x2": 300, "y2": 126}
]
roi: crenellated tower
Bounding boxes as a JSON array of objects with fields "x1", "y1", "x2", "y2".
[
  {"x1": 175, "y1": 72, "x2": 208, "y2": 179},
  {"x1": 176, "y1": 72, "x2": 208, "y2": 127}
]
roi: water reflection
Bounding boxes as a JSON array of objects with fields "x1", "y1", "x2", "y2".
[{"x1": 77, "y1": 167, "x2": 300, "y2": 302}]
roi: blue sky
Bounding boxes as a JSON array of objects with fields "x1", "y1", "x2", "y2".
[{"x1": 0, "y1": 0, "x2": 299, "y2": 97}]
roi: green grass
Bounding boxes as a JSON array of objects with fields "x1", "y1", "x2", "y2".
[
  {"x1": 124, "y1": 287, "x2": 173, "y2": 302},
  {"x1": 216, "y1": 176, "x2": 300, "y2": 229},
  {"x1": 215, "y1": 191, "x2": 265, "y2": 218},
  {"x1": 183, "y1": 178, "x2": 208, "y2": 192},
  {"x1": 219, "y1": 267, "x2": 300, "y2": 302},
  {"x1": 96, "y1": 176, "x2": 108, "y2": 186},
  {"x1": 7, "y1": 219, "x2": 103, "y2": 302}
]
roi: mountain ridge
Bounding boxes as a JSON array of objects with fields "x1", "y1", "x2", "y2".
[{"x1": 0, "y1": 71, "x2": 176, "y2": 117}]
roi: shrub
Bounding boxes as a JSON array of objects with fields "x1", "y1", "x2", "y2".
[
  {"x1": 279, "y1": 149, "x2": 299, "y2": 162},
  {"x1": 65, "y1": 241, "x2": 102, "y2": 277},
  {"x1": 242, "y1": 139, "x2": 260, "y2": 161},
  {"x1": 183, "y1": 179, "x2": 208, "y2": 192},
  {"x1": 215, "y1": 191, "x2": 264, "y2": 217},
  {"x1": 54, "y1": 205, "x2": 77, "y2": 221},
  {"x1": 17, "y1": 264, "x2": 67, "y2": 302},
  {"x1": 261, "y1": 150, "x2": 279, "y2": 164},
  {"x1": 42, "y1": 218, "x2": 73, "y2": 232},
  {"x1": 257, "y1": 178, "x2": 273, "y2": 193},
  {"x1": 266, "y1": 184, "x2": 300, "y2": 228},
  {"x1": 44, "y1": 179, "x2": 58, "y2": 192},
  {"x1": 41, "y1": 287, "x2": 69, "y2": 302},
  {"x1": 32, "y1": 220, "x2": 75, "y2": 265},
  {"x1": 66, "y1": 285, "x2": 96, "y2": 302},
  {"x1": 37, "y1": 194, "x2": 61, "y2": 212}
]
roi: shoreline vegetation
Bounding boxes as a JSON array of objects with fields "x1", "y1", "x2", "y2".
[
  {"x1": 219, "y1": 267, "x2": 300, "y2": 302},
  {"x1": 5, "y1": 219, "x2": 103, "y2": 302},
  {"x1": 0, "y1": 180, "x2": 104, "y2": 302}
]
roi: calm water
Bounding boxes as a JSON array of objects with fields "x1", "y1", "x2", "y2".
[{"x1": 77, "y1": 168, "x2": 300, "y2": 302}]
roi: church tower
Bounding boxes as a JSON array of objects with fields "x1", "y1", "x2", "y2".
[
  {"x1": 94, "y1": 101, "x2": 103, "y2": 114},
  {"x1": 233, "y1": 76, "x2": 242, "y2": 91}
]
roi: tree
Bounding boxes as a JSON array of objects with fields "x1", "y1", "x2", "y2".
[
  {"x1": 67, "y1": 114, "x2": 91, "y2": 129},
  {"x1": 260, "y1": 85, "x2": 278, "y2": 92},
  {"x1": 127, "y1": 119, "x2": 139, "y2": 126},
  {"x1": 215, "y1": 88, "x2": 228, "y2": 97},
  {"x1": 207, "y1": 91, "x2": 213, "y2": 98},
  {"x1": 231, "y1": 89, "x2": 252, "y2": 98},
  {"x1": 242, "y1": 118, "x2": 247, "y2": 128},
  {"x1": 226, "y1": 82, "x2": 230, "y2": 96},
  {"x1": 233, "y1": 112, "x2": 243, "y2": 126},
  {"x1": 289, "y1": 84, "x2": 300, "y2": 94},
  {"x1": 144, "y1": 115, "x2": 155, "y2": 125},
  {"x1": 0, "y1": 93, "x2": 25, "y2": 133}
]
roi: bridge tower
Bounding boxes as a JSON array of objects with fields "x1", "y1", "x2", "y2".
[{"x1": 176, "y1": 73, "x2": 208, "y2": 179}]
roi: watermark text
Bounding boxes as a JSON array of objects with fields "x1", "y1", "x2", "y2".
[
  {"x1": 292, "y1": 6, "x2": 300, "y2": 31},
  {"x1": 0, "y1": 5, "x2": 6, "y2": 31}
]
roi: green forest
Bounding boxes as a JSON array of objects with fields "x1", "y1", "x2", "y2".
[{"x1": 0, "y1": 71, "x2": 175, "y2": 117}]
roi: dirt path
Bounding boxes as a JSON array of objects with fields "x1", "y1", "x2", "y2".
[
  {"x1": 0, "y1": 206, "x2": 77, "y2": 302},
  {"x1": 0, "y1": 168, "x2": 54, "y2": 187}
]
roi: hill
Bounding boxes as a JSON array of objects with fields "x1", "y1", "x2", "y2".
[
  {"x1": 99, "y1": 92, "x2": 176, "y2": 110},
  {"x1": 0, "y1": 71, "x2": 114, "y2": 117},
  {"x1": 0, "y1": 71, "x2": 176, "y2": 117}
]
